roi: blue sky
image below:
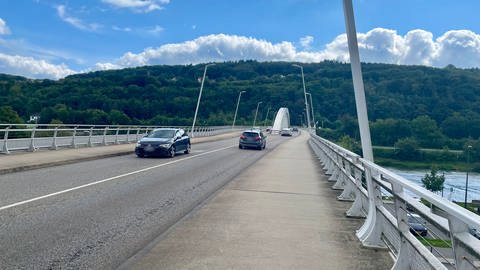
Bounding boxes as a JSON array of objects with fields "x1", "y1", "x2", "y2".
[{"x1": 1, "y1": 0, "x2": 480, "y2": 79}]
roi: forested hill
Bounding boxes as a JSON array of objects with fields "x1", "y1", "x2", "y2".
[{"x1": 1, "y1": 61, "x2": 480, "y2": 147}]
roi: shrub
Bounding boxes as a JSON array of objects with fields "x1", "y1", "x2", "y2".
[{"x1": 394, "y1": 137, "x2": 420, "y2": 160}]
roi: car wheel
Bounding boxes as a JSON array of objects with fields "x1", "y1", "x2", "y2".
[
  {"x1": 184, "y1": 143, "x2": 191, "y2": 154},
  {"x1": 136, "y1": 153, "x2": 144, "y2": 158},
  {"x1": 169, "y1": 146, "x2": 176, "y2": 158},
  {"x1": 239, "y1": 144, "x2": 243, "y2": 149}
]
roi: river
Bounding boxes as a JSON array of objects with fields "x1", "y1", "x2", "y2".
[{"x1": 386, "y1": 168, "x2": 480, "y2": 203}]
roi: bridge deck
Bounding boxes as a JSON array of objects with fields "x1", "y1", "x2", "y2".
[{"x1": 124, "y1": 132, "x2": 393, "y2": 270}]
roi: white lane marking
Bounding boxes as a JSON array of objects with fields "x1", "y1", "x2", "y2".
[{"x1": 0, "y1": 145, "x2": 234, "y2": 211}]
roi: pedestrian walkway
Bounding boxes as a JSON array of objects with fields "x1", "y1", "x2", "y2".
[
  {"x1": 0, "y1": 132, "x2": 240, "y2": 174},
  {"x1": 125, "y1": 132, "x2": 393, "y2": 270}
]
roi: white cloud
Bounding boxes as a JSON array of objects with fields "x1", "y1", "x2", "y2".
[
  {"x1": 0, "y1": 18, "x2": 10, "y2": 35},
  {"x1": 322, "y1": 28, "x2": 480, "y2": 68},
  {"x1": 96, "y1": 30, "x2": 480, "y2": 71},
  {"x1": 433, "y1": 30, "x2": 480, "y2": 68},
  {"x1": 112, "y1": 25, "x2": 132, "y2": 32},
  {"x1": 299, "y1": 35, "x2": 314, "y2": 49},
  {"x1": 96, "y1": 34, "x2": 327, "y2": 68},
  {"x1": 147, "y1": 25, "x2": 164, "y2": 35},
  {"x1": 7, "y1": 28, "x2": 480, "y2": 79},
  {"x1": 57, "y1": 5, "x2": 101, "y2": 31},
  {"x1": 102, "y1": 0, "x2": 170, "y2": 13},
  {"x1": 0, "y1": 53, "x2": 76, "y2": 79}
]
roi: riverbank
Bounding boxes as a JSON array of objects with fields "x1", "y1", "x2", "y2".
[{"x1": 375, "y1": 157, "x2": 475, "y2": 172}]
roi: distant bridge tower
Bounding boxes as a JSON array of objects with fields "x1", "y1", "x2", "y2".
[{"x1": 271, "y1": 107, "x2": 290, "y2": 134}]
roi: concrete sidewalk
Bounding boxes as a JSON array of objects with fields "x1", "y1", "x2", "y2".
[
  {"x1": 125, "y1": 132, "x2": 393, "y2": 270},
  {"x1": 0, "y1": 132, "x2": 240, "y2": 174}
]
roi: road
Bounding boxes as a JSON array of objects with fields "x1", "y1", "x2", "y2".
[{"x1": 0, "y1": 134, "x2": 290, "y2": 269}]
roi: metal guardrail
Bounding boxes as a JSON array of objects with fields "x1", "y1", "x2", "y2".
[
  {"x1": 0, "y1": 124, "x2": 240, "y2": 154},
  {"x1": 309, "y1": 132, "x2": 480, "y2": 270}
]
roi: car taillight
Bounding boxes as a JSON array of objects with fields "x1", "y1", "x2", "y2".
[
  {"x1": 240, "y1": 135, "x2": 246, "y2": 139},
  {"x1": 255, "y1": 136, "x2": 261, "y2": 140}
]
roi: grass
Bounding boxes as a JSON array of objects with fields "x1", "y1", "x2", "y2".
[
  {"x1": 417, "y1": 237, "x2": 452, "y2": 248},
  {"x1": 453, "y1": 201, "x2": 480, "y2": 213},
  {"x1": 374, "y1": 157, "x2": 471, "y2": 172}
]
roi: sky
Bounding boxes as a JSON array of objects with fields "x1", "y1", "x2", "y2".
[{"x1": 1, "y1": 0, "x2": 480, "y2": 79}]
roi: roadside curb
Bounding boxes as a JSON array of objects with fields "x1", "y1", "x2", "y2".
[{"x1": 0, "y1": 150, "x2": 133, "y2": 175}]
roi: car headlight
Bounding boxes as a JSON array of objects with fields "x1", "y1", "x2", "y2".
[
  {"x1": 136, "y1": 141, "x2": 141, "y2": 147},
  {"x1": 159, "y1": 143, "x2": 171, "y2": 148}
]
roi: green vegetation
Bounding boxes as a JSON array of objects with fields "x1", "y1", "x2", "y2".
[
  {"x1": 421, "y1": 168, "x2": 445, "y2": 193},
  {"x1": 417, "y1": 238, "x2": 452, "y2": 248},
  {"x1": 453, "y1": 201, "x2": 480, "y2": 213}
]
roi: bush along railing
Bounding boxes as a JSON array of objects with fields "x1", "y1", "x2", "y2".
[
  {"x1": 0, "y1": 124, "x2": 239, "y2": 154},
  {"x1": 309, "y1": 132, "x2": 480, "y2": 270}
]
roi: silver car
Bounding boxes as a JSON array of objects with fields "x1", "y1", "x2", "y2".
[{"x1": 239, "y1": 129, "x2": 266, "y2": 150}]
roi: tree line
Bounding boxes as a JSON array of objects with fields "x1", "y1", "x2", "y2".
[{"x1": 2, "y1": 60, "x2": 480, "y2": 154}]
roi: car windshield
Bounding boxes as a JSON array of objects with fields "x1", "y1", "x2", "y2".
[
  {"x1": 147, "y1": 130, "x2": 175, "y2": 138},
  {"x1": 243, "y1": 132, "x2": 259, "y2": 137}
]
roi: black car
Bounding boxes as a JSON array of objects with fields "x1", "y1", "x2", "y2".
[
  {"x1": 239, "y1": 129, "x2": 266, "y2": 150},
  {"x1": 135, "y1": 128, "x2": 190, "y2": 158},
  {"x1": 408, "y1": 214, "x2": 428, "y2": 237}
]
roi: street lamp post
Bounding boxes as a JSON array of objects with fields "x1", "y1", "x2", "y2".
[
  {"x1": 232, "y1": 91, "x2": 246, "y2": 129},
  {"x1": 264, "y1": 107, "x2": 271, "y2": 126},
  {"x1": 292, "y1": 64, "x2": 311, "y2": 129},
  {"x1": 306, "y1": 92, "x2": 316, "y2": 129},
  {"x1": 253, "y1": 101, "x2": 263, "y2": 127},
  {"x1": 465, "y1": 145, "x2": 472, "y2": 208},
  {"x1": 191, "y1": 63, "x2": 215, "y2": 137}
]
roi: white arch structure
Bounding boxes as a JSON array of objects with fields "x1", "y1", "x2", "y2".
[{"x1": 271, "y1": 107, "x2": 290, "y2": 133}]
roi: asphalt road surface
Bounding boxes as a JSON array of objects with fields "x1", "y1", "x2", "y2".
[{"x1": 0, "y1": 134, "x2": 291, "y2": 269}]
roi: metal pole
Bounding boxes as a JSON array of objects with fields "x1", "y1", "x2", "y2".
[
  {"x1": 343, "y1": 0, "x2": 373, "y2": 161},
  {"x1": 232, "y1": 91, "x2": 246, "y2": 129},
  {"x1": 253, "y1": 101, "x2": 262, "y2": 127},
  {"x1": 465, "y1": 145, "x2": 472, "y2": 208},
  {"x1": 191, "y1": 63, "x2": 215, "y2": 138},
  {"x1": 292, "y1": 64, "x2": 311, "y2": 130},
  {"x1": 306, "y1": 92, "x2": 316, "y2": 128},
  {"x1": 344, "y1": 0, "x2": 385, "y2": 248},
  {"x1": 264, "y1": 107, "x2": 271, "y2": 126}
]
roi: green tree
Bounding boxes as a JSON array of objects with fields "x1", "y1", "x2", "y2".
[
  {"x1": 421, "y1": 168, "x2": 445, "y2": 193},
  {"x1": 338, "y1": 135, "x2": 362, "y2": 155},
  {"x1": 0, "y1": 106, "x2": 24, "y2": 123},
  {"x1": 411, "y1": 115, "x2": 445, "y2": 148},
  {"x1": 394, "y1": 137, "x2": 420, "y2": 160}
]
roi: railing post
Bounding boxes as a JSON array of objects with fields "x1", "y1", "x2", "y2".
[
  {"x1": 102, "y1": 127, "x2": 108, "y2": 146},
  {"x1": 51, "y1": 127, "x2": 58, "y2": 150},
  {"x1": 71, "y1": 126, "x2": 78, "y2": 148},
  {"x1": 448, "y1": 214, "x2": 475, "y2": 270},
  {"x1": 87, "y1": 127, "x2": 94, "y2": 147},
  {"x1": 2, "y1": 126, "x2": 10, "y2": 154},
  {"x1": 28, "y1": 126, "x2": 37, "y2": 152},
  {"x1": 114, "y1": 127, "x2": 120, "y2": 144},
  {"x1": 126, "y1": 127, "x2": 132, "y2": 143},
  {"x1": 135, "y1": 127, "x2": 141, "y2": 141},
  {"x1": 346, "y1": 165, "x2": 367, "y2": 218},
  {"x1": 338, "y1": 161, "x2": 356, "y2": 201},
  {"x1": 391, "y1": 183, "x2": 410, "y2": 270},
  {"x1": 356, "y1": 167, "x2": 387, "y2": 248},
  {"x1": 332, "y1": 158, "x2": 347, "y2": 189},
  {"x1": 328, "y1": 153, "x2": 341, "y2": 183}
]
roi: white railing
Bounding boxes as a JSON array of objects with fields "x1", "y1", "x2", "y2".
[
  {"x1": 309, "y1": 132, "x2": 480, "y2": 270},
  {"x1": 0, "y1": 124, "x2": 239, "y2": 154}
]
